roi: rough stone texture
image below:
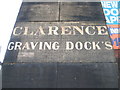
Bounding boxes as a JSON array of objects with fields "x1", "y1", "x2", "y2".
[
  {"x1": 60, "y1": 2, "x2": 105, "y2": 21},
  {"x1": 17, "y1": 2, "x2": 59, "y2": 21},
  {"x1": 2, "y1": 63, "x2": 118, "y2": 88},
  {"x1": 2, "y1": 63, "x2": 57, "y2": 88},
  {"x1": 4, "y1": 22, "x2": 116, "y2": 63},
  {"x1": 114, "y1": 49, "x2": 120, "y2": 89},
  {"x1": 57, "y1": 63, "x2": 118, "y2": 88},
  {"x1": 17, "y1": 2, "x2": 105, "y2": 22},
  {"x1": 2, "y1": 2, "x2": 118, "y2": 88}
]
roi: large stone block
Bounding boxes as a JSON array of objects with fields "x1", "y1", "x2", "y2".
[
  {"x1": 17, "y1": 2, "x2": 105, "y2": 22},
  {"x1": 60, "y1": 2, "x2": 105, "y2": 21},
  {"x1": 4, "y1": 22, "x2": 116, "y2": 63},
  {"x1": 2, "y1": 2, "x2": 118, "y2": 89},
  {"x1": 2, "y1": 63, "x2": 57, "y2": 88},
  {"x1": 2, "y1": 62, "x2": 118, "y2": 88},
  {"x1": 57, "y1": 63, "x2": 118, "y2": 88},
  {"x1": 17, "y1": 2, "x2": 59, "y2": 21}
]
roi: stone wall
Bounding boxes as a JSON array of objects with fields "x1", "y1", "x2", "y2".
[{"x1": 2, "y1": 2, "x2": 118, "y2": 88}]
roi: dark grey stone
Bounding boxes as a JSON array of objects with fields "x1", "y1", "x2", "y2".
[
  {"x1": 2, "y1": 2, "x2": 118, "y2": 89},
  {"x1": 57, "y1": 63, "x2": 118, "y2": 88},
  {"x1": 4, "y1": 22, "x2": 116, "y2": 63},
  {"x1": 17, "y1": 2, "x2": 59, "y2": 22},
  {"x1": 17, "y1": 2, "x2": 105, "y2": 22},
  {"x1": 60, "y1": 2, "x2": 105, "y2": 21},
  {"x1": 2, "y1": 63, "x2": 57, "y2": 88},
  {"x1": 2, "y1": 62, "x2": 118, "y2": 88}
]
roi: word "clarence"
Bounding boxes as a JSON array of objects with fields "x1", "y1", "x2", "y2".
[{"x1": 13, "y1": 26, "x2": 108, "y2": 36}]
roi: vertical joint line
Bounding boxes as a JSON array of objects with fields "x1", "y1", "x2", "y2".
[
  {"x1": 56, "y1": 62, "x2": 58, "y2": 88},
  {"x1": 58, "y1": 2, "x2": 61, "y2": 22}
]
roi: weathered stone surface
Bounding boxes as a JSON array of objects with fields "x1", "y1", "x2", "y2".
[
  {"x1": 17, "y1": 2, "x2": 59, "y2": 21},
  {"x1": 17, "y1": 2, "x2": 105, "y2": 22},
  {"x1": 4, "y1": 22, "x2": 116, "y2": 63},
  {"x1": 2, "y1": 63, "x2": 57, "y2": 88},
  {"x1": 57, "y1": 63, "x2": 118, "y2": 88},
  {"x1": 2, "y1": 2, "x2": 118, "y2": 89},
  {"x1": 60, "y1": 2, "x2": 105, "y2": 21},
  {"x1": 2, "y1": 63, "x2": 118, "y2": 88}
]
